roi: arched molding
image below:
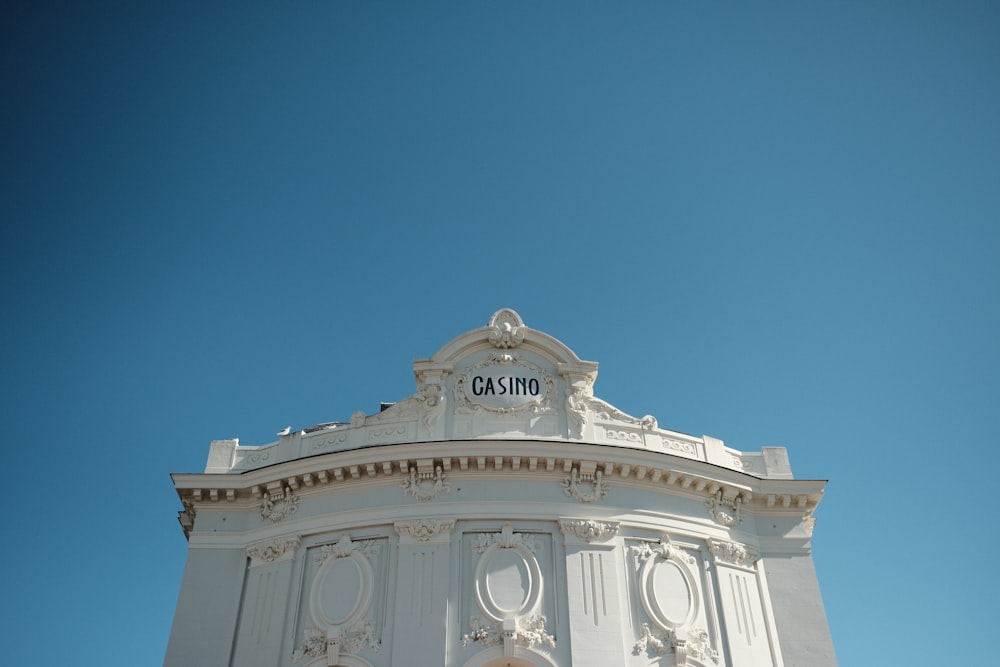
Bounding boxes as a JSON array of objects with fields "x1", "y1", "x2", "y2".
[
  {"x1": 460, "y1": 645, "x2": 558, "y2": 667},
  {"x1": 302, "y1": 656, "x2": 374, "y2": 667},
  {"x1": 415, "y1": 308, "x2": 598, "y2": 378}
]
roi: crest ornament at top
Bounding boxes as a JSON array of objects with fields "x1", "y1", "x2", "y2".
[{"x1": 488, "y1": 308, "x2": 525, "y2": 349}]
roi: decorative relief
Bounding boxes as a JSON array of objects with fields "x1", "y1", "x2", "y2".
[
  {"x1": 681, "y1": 628, "x2": 719, "y2": 664},
  {"x1": 562, "y1": 468, "x2": 607, "y2": 503},
  {"x1": 312, "y1": 431, "x2": 348, "y2": 450},
  {"x1": 558, "y1": 519, "x2": 620, "y2": 543},
  {"x1": 566, "y1": 386, "x2": 589, "y2": 438},
  {"x1": 247, "y1": 535, "x2": 301, "y2": 567},
  {"x1": 462, "y1": 615, "x2": 501, "y2": 647},
  {"x1": 299, "y1": 533, "x2": 382, "y2": 664},
  {"x1": 630, "y1": 537, "x2": 719, "y2": 665},
  {"x1": 471, "y1": 524, "x2": 546, "y2": 642},
  {"x1": 313, "y1": 533, "x2": 381, "y2": 563},
  {"x1": 635, "y1": 622, "x2": 670, "y2": 656},
  {"x1": 708, "y1": 539, "x2": 759, "y2": 568},
  {"x1": 461, "y1": 615, "x2": 555, "y2": 650},
  {"x1": 605, "y1": 429, "x2": 642, "y2": 442},
  {"x1": 730, "y1": 454, "x2": 766, "y2": 475},
  {"x1": 260, "y1": 486, "x2": 301, "y2": 522},
  {"x1": 416, "y1": 382, "x2": 446, "y2": 432},
  {"x1": 400, "y1": 465, "x2": 450, "y2": 501},
  {"x1": 632, "y1": 538, "x2": 696, "y2": 566},
  {"x1": 394, "y1": 518, "x2": 455, "y2": 542},
  {"x1": 367, "y1": 425, "x2": 408, "y2": 443},
  {"x1": 487, "y1": 308, "x2": 525, "y2": 349},
  {"x1": 292, "y1": 621, "x2": 379, "y2": 663},
  {"x1": 662, "y1": 438, "x2": 698, "y2": 456},
  {"x1": 586, "y1": 395, "x2": 657, "y2": 429},
  {"x1": 706, "y1": 490, "x2": 743, "y2": 527},
  {"x1": 454, "y1": 352, "x2": 555, "y2": 415},
  {"x1": 473, "y1": 522, "x2": 539, "y2": 553},
  {"x1": 246, "y1": 450, "x2": 270, "y2": 465},
  {"x1": 635, "y1": 625, "x2": 718, "y2": 664}
]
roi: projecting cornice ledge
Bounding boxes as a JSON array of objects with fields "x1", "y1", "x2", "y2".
[{"x1": 173, "y1": 441, "x2": 825, "y2": 538}]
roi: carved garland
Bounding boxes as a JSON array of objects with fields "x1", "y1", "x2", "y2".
[
  {"x1": 706, "y1": 489, "x2": 743, "y2": 527},
  {"x1": 394, "y1": 518, "x2": 456, "y2": 542},
  {"x1": 247, "y1": 536, "x2": 301, "y2": 566},
  {"x1": 558, "y1": 519, "x2": 620, "y2": 543},
  {"x1": 260, "y1": 486, "x2": 301, "y2": 522},
  {"x1": 400, "y1": 465, "x2": 450, "y2": 501},
  {"x1": 708, "y1": 539, "x2": 759, "y2": 568},
  {"x1": 561, "y1": 468, "x2": 607, "y2": 503}
]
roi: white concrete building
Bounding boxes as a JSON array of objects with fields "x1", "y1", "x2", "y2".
[{"x1": 166, "y1": 309, "x2": 836, "y2": 667}]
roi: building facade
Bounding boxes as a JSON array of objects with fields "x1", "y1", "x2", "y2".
[{"x1": 165, "y1": 309, "x2": 837, "y2": 667}]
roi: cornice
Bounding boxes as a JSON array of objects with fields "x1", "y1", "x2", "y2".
[{"x1": 173, "y1": 439, "x2": 824, "y2": 538}]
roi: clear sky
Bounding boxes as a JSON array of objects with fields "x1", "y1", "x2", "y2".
[{"x1": 2, "y1": 2, "x2": 998, "y2": 665}]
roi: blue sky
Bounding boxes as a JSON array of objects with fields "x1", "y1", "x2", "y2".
[{"x1": 2, "y1": 2, "x2": 997, "y2": 665}]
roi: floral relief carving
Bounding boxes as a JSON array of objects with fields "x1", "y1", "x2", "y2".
[
  {"x1": 473, "y1": 522, "x2": 539, "y2": 553},
  {"x1": 312, "y1": 533, "x2": 380, "y2": 564},
  {"x1": 461, "y1": 615, "x2": 555, "y2": 650},
  {"x1": 562, "y1": 468, "x2": 607, "y2": 503},
  {"x1": 400, "y1": 465, "x2": 450, "y2": 501},
  {"x1": 558, "y1": 519, "x2": 620, "y2": 543},
  {"x1": 394, "y1": 518, "x2": 455, "y2": 542},
  {"x1": 260, "y1": 486, "x2": 301, "y2": 523},
  {"x1": 292, "y1": 620, "x2": 379, "y2": 663},
  {"x1": 461, "y1": 615, "x2": 501, "y2": 647},
  {"x1": 631, "y1": 537, "x2": 695, "y2": 566},
  {"x1": 708, "y1": 539, "x2": 759, "y2": 568},
  {"x1": 634, "y1": 624, "x2": 718, "y2": 664},
  {"x1": 706, "y1": 490, "x2": 743, "y2": 527},
  {"x1": 247, "y1": 536, "x2": 301, "y2": 566}
]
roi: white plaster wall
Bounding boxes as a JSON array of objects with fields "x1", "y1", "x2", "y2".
[
  {"x1": 164, "y1": 547, "x2": 246, "y2": 667},
  {"x1": 760, "y1": 554, "x2": 838, "y2": 667}
]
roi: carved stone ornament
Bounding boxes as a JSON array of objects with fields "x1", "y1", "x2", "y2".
[
  {"x1": 416, "y1": 381, "x2": 446, "y2": 432},
  {"x1": 394, "y1": 518, "x2": 456, "y2": 542},
  {"x1": 247, "y1": 535, "x2": 301, "y2": 567},
  {"x1": 631, "y1": 537, "x2": 696, "y2": 566},
  {"x1": 635, "y1": 625, "x2": 718, "y2": 665},
  {"x1": 708, "y1": 539, "x2": 759, "y2": 568},
  {"x1": 301, "y1": 533, "x2": 381, "y2": 664},
  {"x1": 706, "y1": 489, "x2": 743, "y2": 527},
  {"x1": 312, "y1": 533, "x2": 381, "y2": 564},
  {"x1": 487, "y1": 308, "x2": 525, "y2": 349},
  {"x1": 562, "y1": 468, "x2": 607, "y2": 503},
  {"x1": 473, "y1": 522, "x2": 539, "y2": 553},
  {"x1": 400, "y1": 465, "x2": 450, "y2": 501},
  {"x1": 292, "y1": 620, "x2": 379, "y2": 663},
  {"x1": 454, "y1": 351, "x2": 555, "y2": 415},
  {"x1": 461, "y1": 615, "x2": 555, "y2": 652},
  {"x1": 260, "y1": 486, "x2": 301, "y2": 522},
  {"x1": 558, "y1": 518, "x2": 620, "y2": 543}
]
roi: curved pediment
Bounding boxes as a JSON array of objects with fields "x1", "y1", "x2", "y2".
[{"x1": 305, "y1": 309, "x2": 665, "y2": 450}]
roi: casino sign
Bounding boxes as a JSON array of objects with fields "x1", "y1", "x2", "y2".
[{"x1": 456, "y1": 352, "x2": 555, "y2": 413}]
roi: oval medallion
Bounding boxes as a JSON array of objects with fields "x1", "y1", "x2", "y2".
[
  {"x1": 649, "y1": 560, "x2": 693, "y2": 625},
  {"x1": 484, "y1": 548, "x2": 532, "y2": 613}
]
